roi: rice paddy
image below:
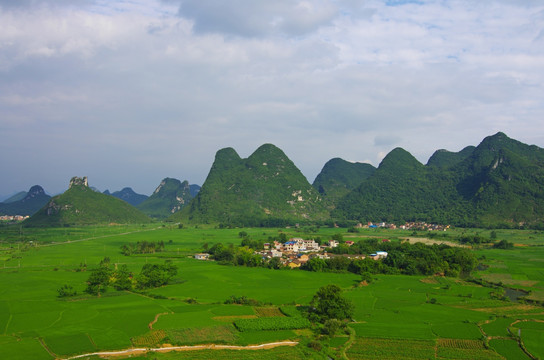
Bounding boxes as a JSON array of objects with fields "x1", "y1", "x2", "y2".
[{"x1": 0, "y1": 224, "x2": 543, "y2": 359}]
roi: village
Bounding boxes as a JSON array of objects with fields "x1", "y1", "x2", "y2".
[
  {"x1": 194, "y1": 221, "x2": 452, "y2": 267},
  {"x1": 351, "y1": 221, "x2": 451, "y2": 231},
  {"x1": 0, "y1": 215, "x2": 30, "y2": 222},
  {"x1": 195, "y1": 236, "x2": 389, "y2": 269}
]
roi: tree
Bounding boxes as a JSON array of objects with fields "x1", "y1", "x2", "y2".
[
  {"x1": 309, "y1": 284, "x2": 354, "y2": 322},
  {"x1": 331, "y1": 233, "x2": 344, "y2": 243},
  {"x1": 322, "y1": 318, "x2": 343, "y2": 335},
  {"x1": 493, "y1": 239, "x2": 514, "y2": 249},
  {"x1": 57, "y1": 284, "x2": 77, "y2": 298},
  {"x1": 135, "y1": 262, "x2": 178, "y2": 289},
  {"x1": 267, "y1": 256, "x2": 283, "y2": 269},
  {"x1": 85, "y1": 265, "x2": 112, "y2": 296},
  {"x1": 303, "y1": 257, "x2": 326, "y2": 272},
  {"x1": 113, "y1": 264, "x2": 133, "y2": 291}
]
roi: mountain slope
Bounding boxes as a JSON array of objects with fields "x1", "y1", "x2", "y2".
[
  {"x1": 175, "y1": 144, "x2": 328, "y2": 225},
  {"x1": 333, "y1": 148, "x2": 465, "y2": 223},
  {"x1": 2, "y1": 191, "x2": 27, "y2": 204},
  {"x1": 312, "y1": 158, "x2": 376, "y2": 201},
  {"x1": 334, "y1": 132, "x2": 544, "y2": 227},
  {"x1": 427, "y1": 146, "x2": 475, "y2": 168},
  {"x1": 105, "y1": 187, "x2": 148, "y2": 206},
  {"x1": 24, "y1": 177, "x2": 151, "y2": 226},
  {"x1": 0, "y1": 186, "x2": 51, "y2": 216},
  {"x1": 137, "y1": 178, "x2": 194, "y2": 219},
  {"x1": 453, "y1": 132, "x2": 544, "y2": 225}
]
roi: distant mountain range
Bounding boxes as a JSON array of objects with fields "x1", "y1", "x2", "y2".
[
  {"x1": 17, "y1": 132, "x2": 544, "y2": 228},
  {"x1": 0, "y1": 186, "x2": 51, "y2": 216},
  {"x1": 136, "y1": 178, "x2": 200, "y2": 219},
  {"x1": 1, "y1": 191, "x2": 28, "y2": 203},
  {"x1": 24, "y1": 177, "x2": 151, "y2": 226},
  {"x1": 333, "y1": 132, "x2": 544, "y2": 227},
  {"x1": 103, "y1": 187, "x2": 148, "y2": 206}
]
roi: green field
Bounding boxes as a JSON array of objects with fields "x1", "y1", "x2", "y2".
[{"x1": 1, "y1": 224, "x2": 543, "y2": 359}]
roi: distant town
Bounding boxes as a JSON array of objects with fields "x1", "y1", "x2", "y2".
[
  {"x1": 0, "y1": 215, "x2": 30, "y2": 222},
  {"x1": 352, "y1": 221, "x2": 451, "y2": 231}
]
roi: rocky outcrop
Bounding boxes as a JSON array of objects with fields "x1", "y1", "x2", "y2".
[{"x1": 69, "y1": 176, "x2": 88, "y2": 189}]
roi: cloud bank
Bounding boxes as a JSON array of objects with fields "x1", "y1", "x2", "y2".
[{"x1": 1, "y1": 0, "x2": 543, "y2": 196}]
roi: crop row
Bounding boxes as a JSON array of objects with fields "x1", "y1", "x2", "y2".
[
  {"x1": 167, "y1": 326, "x2": 238, "y2": 344},
  {"x1": 131, "y1": 329, "x2": 167, "y2": 346},
  {"x1": 254, "y1": 307, "x2": 284, "y2": 317},
  {"x1": 234, "y1": 316, "x2": 310, "y2": 332},
  {"x1": 437, "y1": 338, "x2": 485, "y2": 349}
]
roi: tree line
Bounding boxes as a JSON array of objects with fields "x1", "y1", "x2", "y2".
[
  {"x1": 204, "y1": 236, "x2": 478, "y2": 278},
  {"x1": 120, "y1": 240, "x2": 165, "y2": 256},
  {"x1": 58, "y1": 257, "x2": 178, "y2": 297}
]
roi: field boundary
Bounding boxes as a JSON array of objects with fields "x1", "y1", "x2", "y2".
[
  {"x1": 61, "y1": 340, "x2": 299, "y2": 359},
  {"x1": 39, "y1": 227, "x2": 162, "y2": 248},
  {"x1": 148, "y1": 312, "x2": 172, "y2": 330}
]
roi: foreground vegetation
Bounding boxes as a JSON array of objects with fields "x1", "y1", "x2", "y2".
[{"x1": 0, "y1": 224, "x2": 543, "y2": 359}]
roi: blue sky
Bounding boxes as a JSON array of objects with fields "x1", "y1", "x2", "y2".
[{"x1": 1, "y1": 0, "x2": 543, "y2": 196}]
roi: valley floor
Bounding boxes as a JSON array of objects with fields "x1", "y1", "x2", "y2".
[{"x1": 0, "y1": 225, "x2": 543, "y2": 359}]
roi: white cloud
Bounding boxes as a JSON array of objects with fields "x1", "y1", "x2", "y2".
[
  {"x1": 175, "y1": 0, "x2": 338, "y2": 37},
  {"x1": 0, "y1": 0, "x2": 543, "y2": 194}
]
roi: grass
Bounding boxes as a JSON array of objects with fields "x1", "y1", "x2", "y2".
[
  {"x1": 43, "y1": 333, "x2": 96, "y2": 356},
  {"x1": 516, "y1": 321, "x2": 544, "y2": 359},
  {"x1": 1, "y1": 337, "x2": 53, "y2": 360},
  {"x1": 1, "y1": 225, "x2": 544, "y2": 359},
  {"x1": 346, "y1": 338, "x2": 436, "y2": 359},
  {"x1": 489, "y1": 338, "x2": 531, "y2": 359},
  {"x1": 481, "y1": 317, "x2": 516, "y2": 337}
]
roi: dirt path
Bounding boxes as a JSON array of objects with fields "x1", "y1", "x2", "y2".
[
  {"x1": 61, "y1": 341, "x2": 299, "y2": 360},
  {"x1": 339, "y1": 326, "x2": 356, "y2": 360},
  {"x1": 38, "y1": 338, "x2": 58, "y2": 359},
  {"x1": 149, "y1": 312, "x2": 171, "y2": 329}
]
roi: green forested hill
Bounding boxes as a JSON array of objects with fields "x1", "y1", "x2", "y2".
[
  {"x1": 2, "y1": 191, "x2": 27, "y2": 203},
  {"x1": 333, "y1": 147, "x2": 470, "y2": 224},
  {"x1": 174, "y1": 144, "x2": 328, "y2": 226},
  {"x1": 312, "y1": 158, "x2": 376, "y2": 201},
  {"x1": 453, "y1": 132, "x2": 544, "y2": 226},
  {"x1": 0, "y1": 185, "x2": 51, "y2": 216},
  {"x1": 137, "y1": 178, "x2": 194, "y2": 219},
  {"x1": 334, "y1": 132, "x2": 544, "y2": 227},
  {"x1": 24, "y1": 177, "x2": 151, "y2": 226},
  {"x1": 105, "y1": 187, "x2": 148, "y2": 206},
  {"x1": 427, "y1": 146, "x2": 476, "y2": 168}
]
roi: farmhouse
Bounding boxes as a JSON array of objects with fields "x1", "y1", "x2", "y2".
[
  {"x1": 269, "y1": 249, "x2": 282, "y2": 258},
  {"x1": 297, "y1": 254, "x2": 309, "y2": 263},
  {"x1": 283, "y1": 241, "x2": 299, "y2": 252},
  {"x1": 300, "y1": 239, "x2": 319, "y2": 251},
  {"x1": 194, "y1": 253, "x2": 210, "y2": 260},
  {"x1": 369, "y1": 251, "x2": 388, "y2": 260},
  {"x1": 287, "y1": 259, "x2": 303, "y2": 268}
]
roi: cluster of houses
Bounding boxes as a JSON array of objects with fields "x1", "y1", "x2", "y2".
[
  {"x1": 358, "y1": 221, "x2": 450, "y2": 231},
  {"x1": 195, "y1": 237, "x2": 388, "y2": 269},
  {"x1": 0, "y1": 215, "x2": 29, "y2": 222}
]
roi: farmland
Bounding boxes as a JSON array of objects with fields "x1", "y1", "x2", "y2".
[{"x1": 0, "y1": 224, "x2": 543, "y2": 359}]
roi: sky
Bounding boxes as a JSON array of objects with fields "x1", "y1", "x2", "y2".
[{"x1": 1, "y1": 0, "x2": 544, "y2": 197}]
